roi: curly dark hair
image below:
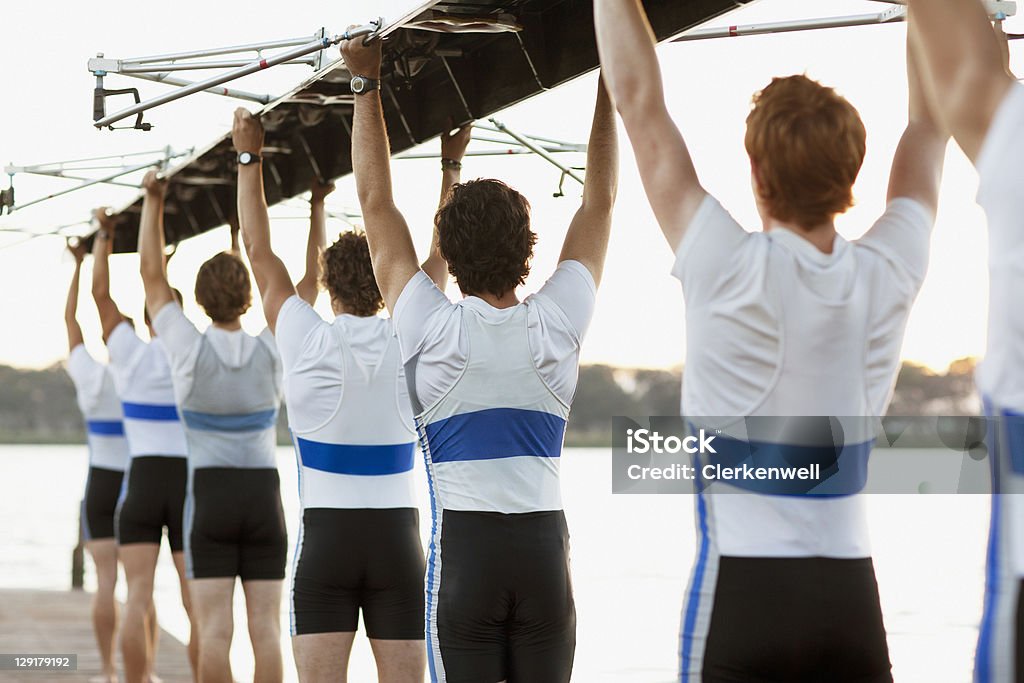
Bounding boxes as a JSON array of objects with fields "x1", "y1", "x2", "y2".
[
  {"x1": 436, "y1": 179, "x2": 536, "y2": 298},
  {"x1": 194, "y1": 252, "x2": 252, "y2": 323},
  {"x1": 321, "y1": 231, "x2": 384, "y2": 317}
]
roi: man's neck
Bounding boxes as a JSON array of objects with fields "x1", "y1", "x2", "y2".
[
  {"x1": 470, "y1": 290, "x2": 519, "y2": 309},
  {"x1": 765, "y1": 218, "x2": 837, "y2": 255},
  {"x1": 213, "y1": 318, "x2": 242, "y2": 331}
]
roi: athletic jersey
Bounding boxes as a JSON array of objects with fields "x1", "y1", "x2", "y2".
[
  {"x1": 393, "y1": 261, "x2": 597, "y2": 514},
  {"x1": 674, "y1": 195, "x2": 932, "y2": 678},
  {"x1": 106, "y1": 321, "x2": 188, "y2": 458},
  {"x1": 66, "y1": 345, "x2": 129, "y2": 472},
  {"x1": 153, "y1": 303, "x2": 282, "y2": 469},
  {"x1": 972, "y1": 81, "x2": 1024, "y2": 683},
  {"x1": 675, "y1": 195, "x2": 932, "y2": 556},
  {"x1": 276, "y1": 296, "x2": 417, "y2": 509}
]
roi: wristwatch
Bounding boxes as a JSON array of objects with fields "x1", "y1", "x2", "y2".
[
  {"x1": 350, "y1": 75, "x2": 380, "y2": 95},
  {"x1": 238, "y1": 151, "x2": 261, "y2": 166}
]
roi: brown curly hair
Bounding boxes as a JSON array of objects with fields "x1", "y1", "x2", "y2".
[
  {"x1": 745, "y1": 75, "x2": 866, "y2": 229},
  {"x1": 194, "y1": 252, "x2": 252, "y2": 323},
  {"x1": 436, "y1": 179, "x2": 536, "y2": 298},
  {"x1": 321, "y1": 231, "x2": 384, "y2": 317}
]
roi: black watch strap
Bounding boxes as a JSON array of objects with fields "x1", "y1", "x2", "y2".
[{"x1": 350, "y1": 75, "x2": 381, "y2": 95}]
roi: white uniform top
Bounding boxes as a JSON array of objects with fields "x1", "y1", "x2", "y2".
[
  {"x1": 393, "y1": 261, "x2": 597, "y2": 514},
  {"x1": 106, "y1": 322, "x2": 188, "y2": 458},
  {"x1": 66, "y1": 345, "x2": 130, "y2": 471},
  {"x1": 972, "y1": 82, "x2": 1024, "y2": 683},
  {"x1": 276, "y1": 296, "x2": 417, "y2": 509},
  {"x1": 976, "y1": 83, "x2": 1024, "y2": 415},
  {"x1": 676, "y1": 196, "x2": 933, "y2": 558},
  {"x1": 153, "y1": 303, "x2": 282, "y2": 470}
]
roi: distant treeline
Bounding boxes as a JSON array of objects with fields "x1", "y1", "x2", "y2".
[{"x1": 0, "y1": 359, "x2": 979, "y2": 447}]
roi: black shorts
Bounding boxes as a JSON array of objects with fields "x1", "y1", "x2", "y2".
[
  {"x1": 81, "y1": 466, "x2": 124, "y2": 541},
  {"x1": 186, "y1": 467, "x2": 287, "y2": 581},
  {"x1": 291, "y1": 507, "x2": 424, "y2": 639},
  {"x1": 116, "y1": 456, "x2": 187, "y2": 551},
  {"x1": 701, "y1": 556, "x2": 892, "y2": 682},
  {"x1": 428, "y1": 509, "x2": 575, "y2": 683}
]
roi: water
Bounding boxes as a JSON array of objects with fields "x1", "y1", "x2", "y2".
[{"x1": 0, "y1": 446, "x2": 988, "y2": 682}]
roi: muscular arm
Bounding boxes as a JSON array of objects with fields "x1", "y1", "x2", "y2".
[
  {"x1": 65, "y1": 246, "x2": 85, "y2": 351},
  {"x1": 887, "y1": 26, "x2": 949, "y2": 214},
  {"x1": 295, "y1": 181, "x2": 332, "y2": 306},
  {"x1": 908, "y1": 0, "x2": 1014, "y2": 162},
  {"x1": 594, "y1": 0, "x2": 705, "y2": 250},
  {"x1": 232, "y1": 108, "x2": 297, "y2": 332},
  {"x1": 229, "y1": 214, "x2": 241, "y2": 255},
  {"x1": 90, "y1": 212, "x2": 127, "y2": 342},
  {"x1": 558, "y1": 79, "x2": 619, "y2": 287},
  {"x1": 137, "y1": 171, "x2": 176, "y2": 319},
  {"x1": 422, "y1": 124, "x2": 472, "y2": 290},
  {"x1": 343, "y1": 38, "x2": 420, "y2": 314}
]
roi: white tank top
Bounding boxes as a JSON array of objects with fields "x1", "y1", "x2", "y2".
[
  {"x1": 179, "y1": 333, "x2": 280, "y2": 469},
  {"x1": 116, "y1": 338, "x2": 188, "y2": 458},
  {"x1": 680, "y1": 212, "x2": 925, "y2": 559},
  {"x1": 67, "y1": 347, "x2": 130, "y2": 471},
  {"x1": 693, "y1": 242, "x2": 882, "y2": 558},
  {"x1": 411, "y1": 303, "x2": 570, "y2": 514},
  {"x1": 292, "y1": 324, "x2": 417, "y2": 509}
]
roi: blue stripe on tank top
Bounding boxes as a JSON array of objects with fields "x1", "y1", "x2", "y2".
[
  {"x1": 87, "y1": 420, "x2": 125, "y2": 436},
  {"x1": 180, "y1": 408, "x2": 278, "y2": 433},
  {"x1": 295, "y1": 438, "x2": 416, "y2": 476},
  {"x1": 690, "y1": 428, "x2": 873, "y2": 497},
  {"x1": 419, "y1": 418, "x2": 441, "y2": 683},
  {"x1": 423, "y1": 407, "x2": 566, "y2": 463},
  {"x1": 680, "y1": 491, "x2": 710, "y2": 682},
  {"x1": 121, "y1": 402, "x2": 180, "y2": 421},
  {"x1": 976, "y1": 399, "x2": 1001, "y2": 683}
]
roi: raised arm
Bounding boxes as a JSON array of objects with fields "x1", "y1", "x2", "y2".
[
  {"x1": 908, "y1": 0, "x2": 1014, "y2": 162},
  {"x1": 90, "y1": 209, "x2": 128, "y2": 342},
  {"x1": 421, "y1": 123, "x2": 471, "y2": 290},
  {"x1": 65, "y1": 242, "x2": 86, "y2": 351},
  {"x1": 232, "y1": 108, "x2": 297, "y2": 332},
  {"x1": 886, "y1": 26, "x2": 949, "y2": 215},
  {"x1": 295, "y1": 179, "x2": 333, "y2": 305},
  {"x1": 594, "y1": 0, "x2": 704, "y2": 249},
  {"x1": 341, "y1": 35, "x2": 420, "y2": 314},
  {"x1": 138, "y1": 171, "x2": 176, "y2": 319},
  {"x1": 558, "y1": 78, "x2": 619, "y2": 286},
  {"x1": 228, "y1": 213, "x2": 241, "y2": 255}
]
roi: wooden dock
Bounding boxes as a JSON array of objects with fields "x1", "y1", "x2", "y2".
[{"x1": 0, "y1": 590, "x2": 192, "y2": 682}]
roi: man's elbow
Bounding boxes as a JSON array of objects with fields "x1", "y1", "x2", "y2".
[
  {"x1": 139, "y1": 261, "x2": 164, "y2": 284},
  {"x1": 947, "y1": 67, "x2": 1011, "y2": 130},
  {"x1": 245, "y1": 242, "x2": 277, "y2": 272},
  {"x1": 356, "y1": 188, "x2": 394, "y2": 215},
  {"x1": 583, "y1": 184, "x2": 618, "y2": 215},
  {"x1": 610, "y1": 78, "x2": 658, "y2": 122}
]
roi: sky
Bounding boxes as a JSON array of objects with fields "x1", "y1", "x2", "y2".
[{"x1": 1, "y1": 0, "x2": 1020, "y2": 373}]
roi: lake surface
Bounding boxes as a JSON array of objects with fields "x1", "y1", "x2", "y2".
[{"x1": 0, "y1": 445, "x2": 989, "y2": 682}]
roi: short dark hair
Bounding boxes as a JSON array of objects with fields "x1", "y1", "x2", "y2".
[
  {"x1": 144, "y1": 287, "x2": 183, "y2": 326},
  {"x1": 435, "y1": 179, "x2": 536, "y2": 298},
  {"x1": 321, "y1": 231, "x2": 384, "y2": 317},
  {"x1": 195, "y1": 252, "x2": 252, "y2": 323}
]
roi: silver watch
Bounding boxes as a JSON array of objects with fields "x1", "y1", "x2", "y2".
[{"x1": 350, "y1": 75, "x2": 380, "y2": 95}]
